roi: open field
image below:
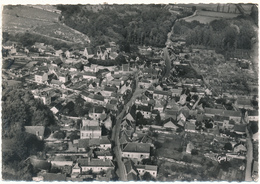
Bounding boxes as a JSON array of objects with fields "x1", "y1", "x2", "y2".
[
  {"x1": 3, "y1": 5, "x2": 90, "y2": 44},
  {"x1": 184, "y1": 10, "x2": 240, "y2": 24}
]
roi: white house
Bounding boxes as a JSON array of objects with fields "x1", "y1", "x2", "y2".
[
  {"x1": 136, "y1": 165, "x2": 158, "y2": 178},
  {"x1": 78, "y1": 158, "x2": 114, "y2": 173},
  {"x1": 122, "y1": 143, "x2": 150, "y2": 161}
]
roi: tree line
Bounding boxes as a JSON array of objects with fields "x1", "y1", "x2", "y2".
[
  {"x1": 57, "y1": 5, "x2": 176, "y2": 48},
  {"x1": 173, "y1": 18, "x2": 257, "y2": 57}
]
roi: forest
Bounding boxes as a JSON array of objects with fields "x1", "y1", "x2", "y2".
[
  {"x1": 173, "y1": 17, "x2": 257, "y2": 57},
  {"x1": 56, "y1": 5, "x2": 176, "y2": 47},
  {"x1": 2, "y1": 87, "x2": 56, "y2": 180}
]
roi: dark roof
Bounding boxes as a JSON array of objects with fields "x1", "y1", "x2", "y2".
[
  {"x1": 91, "y1": 106, "x2": 104, "y2": 113},
  {"x1": 213, "y1": 115, "x2": 229, "y2": 122},
  {"x1": 123, "y1": 143, "x2": 150, "y2": 153},
  {"x1": 95, "y1": 150, "x2": 112, "y2": 157},
  {"x1": 136, "y1": 105, "x2": 151, "y2": 112},
  {"x1": 81, "y1": 126, "x2": 101, "y2": 131},
  {"x1": 237, "y1": 98, "x2": 252, "y2": 106},
  {"x1": 248, "y1": 110, "x2": 258, "y2": 116},
  {"x1": 100, "y1": 136, "x2": 111, "y2": 144},
  {"x1": 223, "y1": 110, "x2": 241, "y2": 117},
  {"x1": 127, "y1": 172, "x2": 138, "y2": 181},
  {"x1": 234, "y1": 124, "x2": 246, "y2": 133},
  {"x1": 93, "y1": 94, "x2": 104, "y2": 101},
  {"x1": 104, "y1": 86, "x2": 117, "y2": 92},
  {"x1": 204, "y1": 108, "x2": 223, "y2": 115},
  {"x1": 153, "y1": 90, "x2": 169, "y2": 96},
  {"x1": 78, "y1": 158, "x2": 114, "y2": 167},
  {"x1": 78, "y1": 139, "x2": 89, "y2": 148},
  {"x1": 43, "y1": 173, "x2": 67, "y2": 181},
  {"x1": 53, "y1": 58, "x2": 63, "y2": 65},
  {"x1": 124, "y1": 159, "x2": 136, "y2": 174}
]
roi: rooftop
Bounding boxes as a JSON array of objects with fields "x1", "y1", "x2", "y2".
[{"x1": 123, "y1": 142, "x2": 150, "y2": 153}]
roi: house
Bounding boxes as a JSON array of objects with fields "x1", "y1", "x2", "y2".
[
  {"x1": 41, "y1": 173, "x2": 67, "y2": 181},
  {"x1": 99, "y1": 136, "x2": 112, "y2": 150},
  {"x1": 223, "y1": 110, "x2": 241, "y2": 124},
  {"x1": 71, "y1": 163, "x2": 81, "y2": 178},
  {"x1": 246, "y1": 110, "x2": 258, "y2": 122},
  {"x1": 136, "y1": 165, "x2": 158, "y2": 178},
  {"x1": 153, "y1": 90, "x2": 169, "y2": 100},
  {"x1": 24, "y1": 126, "x2": 45, "y2": 140},
  {"x1": 233, "y1": 124, "x2": 247, "y2": 135},
  {"x1": 204, "y1": 108, "x2": 224, "y2": 118},
  {"x1": 78, "y1": 139, "x2": 90, "y2": 152},
  {"x1": 35, "y1": 72, "x2": 48, "y2": 84},
  {"x1": 185, "y1": 122, "x2": 197, "y2": 133},
  {"x1": 50, "y1": 103, "x2": 63, "y2": 114},
  {"x1": 171, "y1": 88, "x2": 182, "y2": 97},
  {"x1": 51, "y1": 156, "x2": 73, "y2": 168},
  {"x1": 95, "y1": 150, "x2": 113, "y2": 160},
  {"x1": 154, "y1": 102, "x2": 164, "y2": 113},
  {"x1": 89, "y1": 106, "x2": 105, "y2": 120},
  {"x1": 186, "y1": 142, "x2": 195, "y2": 154},
  {"x1": 78, "y1": 158, "x2": 114, "y2": 173},
  {"x1": 234, "y1": 143, "x2": 247, "y2": 153},
  {"x1": 80, "y1": 125, "x2": 101, "y2": 139},
  {"x1": 162, "y1": 108, "x2": 179, "y2": 120},
  {"x1": 83, "y1": 47, "x2": 95, "y2": 59},
  {"x1": 139, "y1": 79, "x2": 152, "y2": 89},
  {"x1": 101, "y1": 116, "x2": 113, "y2": 130},
  {"x1": 122, "y1": 142, "x2": 150, "y2": 160},
  {"x1": 101, "y1": 86, "x2": 117, "y2": 97},
  {"x1": 163, "y1": 118, "x2": 178, "y2": 131},
  {"x1": 32, "y1": 90, "x2": 51, "y2": 105},
  {"x1": 178, "y1": 94, "x2": 187, "y2": 105},
  {"x1": 51, "y1": 58, "x2": 63, "y2": 67},
  {"x1": 81, "y1": 93, "x2": 105, "y2": 106},
  {"x1": 82, "y1": 72, "x2": 97, "y2": 81},
  {"x1": 120, "y1": 84, "x2": 132, "y2": 95},
  {"x1": 123, "y1": 112, "x2": 135, "y2": 122},
  {"x1": 124, "y1": 159, "x2": 139, "y2": 180},
  {"x1": 235, "y1": 98, "x2": 254, "y2": 110},
  {"x1": 136, "y1": 105, "x2": 152, "y2": 119}
]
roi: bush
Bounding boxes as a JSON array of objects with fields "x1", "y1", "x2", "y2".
[{"x1": 53, "y1": 131, "x2": 66, "y2": 139}]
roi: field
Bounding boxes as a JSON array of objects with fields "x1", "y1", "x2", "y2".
[
  {"x1": 184, "y1": 10, "x2": 240, "y2": 24},
  {"x1": 34, "y1": 23, "x2": 90, "y2": 44},
  {"x1": 2, "y1": 5, "x2": 90, "y2": 44}
]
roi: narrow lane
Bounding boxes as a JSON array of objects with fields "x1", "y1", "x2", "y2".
[{"x1": 112, "y1": 74, "x2": 145, "y2": 181}]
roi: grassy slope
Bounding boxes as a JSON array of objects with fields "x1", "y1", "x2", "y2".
[{"x1": 2, "y1": 5, "x2": 90, "y2": 44}]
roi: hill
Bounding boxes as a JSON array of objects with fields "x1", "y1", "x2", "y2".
[
  {"x1": 57, "y1": 4, "x2": 177, "y2": 47},
  {"x1": 2, "y1": 5, "x2": 90, "y2": 45}
]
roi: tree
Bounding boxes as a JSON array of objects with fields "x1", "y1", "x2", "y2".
[
  {"x1": 224, "y1": 142, "x2": 232, "y2": 150},
  {"x1": 191, "y1": 149, "x2": 199, "y2": 155},
  {"x1": 220, "y1": 161, "x2": 231, "y2": 172},
  {"x1": 205, "y1": 121, "x2": 213, "y2": 129},
  {"x1": 250, "y1": 121, "x2": 258, "y2": 134},
  {"x1": 142, "y1": 172, "x2": 154, "y2": 181},
  {"x1": 53, "y1": 131, "x2": 66, "y2": 139},
  {"x1": 155, "y1": 113, "x2": 161, "y2": 126}
]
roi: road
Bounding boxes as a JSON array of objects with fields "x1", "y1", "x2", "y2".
[
  {"x1": 162, "y1": 47, "x2": 171, "y2": 78},
  {"x1": 245, "y1": 124, "x2": 253, "y2": 181},
  {"x1": 111, "y1": 74, "x2": 145, "y2": 181}
]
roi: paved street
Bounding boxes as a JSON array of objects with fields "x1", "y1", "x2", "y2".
[
  {"x1": 245, "y1": 126, "x2": 253, "y2": 181},
  {"x1": 111, "y1": 74, "x2": 145, "y2": 181}
]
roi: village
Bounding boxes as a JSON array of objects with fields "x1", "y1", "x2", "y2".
[{"x1": 2, "y1": 32, "x2": 258, "y2": 182}]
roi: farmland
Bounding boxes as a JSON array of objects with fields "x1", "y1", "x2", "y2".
[
  {"x1": 184, "y1": 10, "x2": 240, "y2": 24},
  {"x1": 2, "y1": 5, "x2": 90, "y2": 44}
]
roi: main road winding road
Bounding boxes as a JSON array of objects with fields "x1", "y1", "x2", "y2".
[{"x1": 111, "y1": 74, "x2": 145, "y2": 181}]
